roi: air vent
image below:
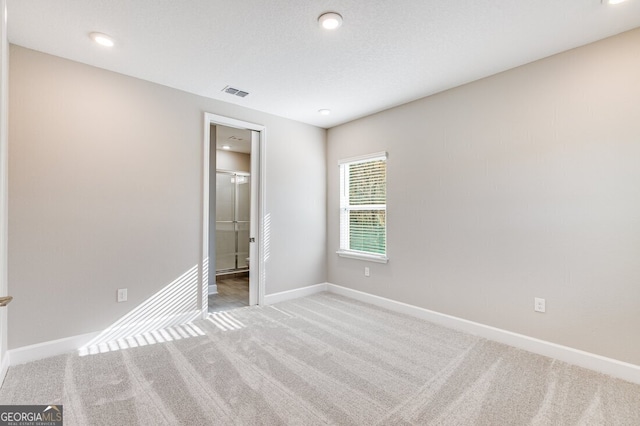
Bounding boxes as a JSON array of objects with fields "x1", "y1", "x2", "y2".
[{"x1": 222, "y1": 86, "x2": 250, "y2": 98}]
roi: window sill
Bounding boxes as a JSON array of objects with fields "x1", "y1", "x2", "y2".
[{"x1": 336, "y1": 250, "x2": 388, "y2": 264}]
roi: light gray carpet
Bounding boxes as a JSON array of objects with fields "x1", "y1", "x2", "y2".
[{"x1": 1, "y1": 292, "x2": 639, "y2": 425}]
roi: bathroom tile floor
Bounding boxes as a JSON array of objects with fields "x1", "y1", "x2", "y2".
[{"x1": 208, "y1": 275, "x2": 249, "y2": 313}]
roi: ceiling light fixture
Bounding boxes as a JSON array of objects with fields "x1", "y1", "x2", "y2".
[
  {"x1": 89, "y1": 32, "x2": 114, "y2": 47},
  {"x1": 318, "y1": 109, "x2": 331, "y2": 116},
  {"x1": 602, "y1": 0, "x2": 627, "y2": 4},
  {"x1": 318, "y1": 12, "x2": 343, "y2": 30},
  {"x1": 222, "y1": 145, "x2": 231, "y2": 150}
]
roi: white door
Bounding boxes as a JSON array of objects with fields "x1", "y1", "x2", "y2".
[{"x1": 249, "y1": 131, "x2": 260, "y2": 305}]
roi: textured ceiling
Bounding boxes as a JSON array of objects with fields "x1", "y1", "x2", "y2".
[
  {"x1": 7, "y1": 0, "x2": 640, "y2": 128},
  {"x1": 216, "y1": 126, "x2": 251, "y2": 154}
]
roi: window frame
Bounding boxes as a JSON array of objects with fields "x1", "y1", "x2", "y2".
[{"x1": 337, "y1": 152, "x2": 389, "y2": 264}]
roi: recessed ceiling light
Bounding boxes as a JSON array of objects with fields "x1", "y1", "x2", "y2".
[
  {"x1": 89, "y1": 32, "x2": 114, "y2": 47},
  {"x1": 318, "y1": 12, "x2": 343, "y2": 30},
  {"x1": 222, "y1": 145, "x2": 231, "y2": 150},
  {"x1": 602, "y1": 0, "x2": 627, "y2": 4},
  {"x1": 318, "y1": 109, "x2": 331, "y2": 116}
]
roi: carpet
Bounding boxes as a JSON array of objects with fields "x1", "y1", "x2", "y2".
[{"x1": 1, "y1": 292, "x2": 639, "y2": 425}]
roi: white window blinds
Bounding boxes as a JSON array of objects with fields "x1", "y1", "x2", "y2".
[{"x1": 338, "y1": 152, "x2": 388, "y2": 263}]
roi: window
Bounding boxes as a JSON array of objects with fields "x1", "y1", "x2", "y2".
[{"x1": 337, "y1": 152, "x2": 388, "y2": 263}]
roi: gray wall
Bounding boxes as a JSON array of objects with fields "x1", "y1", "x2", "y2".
[
  {"x1": 327, "y1": 28, "x2": 640, "y2": 365},
  {"x1": 216, "y1": 149, "x2": 250, "y2": 173},
  {"x1": 8, "y1": 45, "x2": 326, "y2": 349}
]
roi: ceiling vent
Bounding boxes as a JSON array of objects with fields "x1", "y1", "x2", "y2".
[{"x1": 222, "y1": 85, "x2": 249, "y2": 98}]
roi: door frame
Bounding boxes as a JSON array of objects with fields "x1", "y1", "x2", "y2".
[
  {"x1": 201, "y1": 113, "x2": 266, "y2": 316},
  {"x1": 0, "y1": 0, "x2": 9, "y2": 381}
]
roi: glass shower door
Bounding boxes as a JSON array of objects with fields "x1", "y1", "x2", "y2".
[
  {"x1": 215, "y1": 172, "x2": 236, "y2": 272},
  {"x1": 215, "y1": 171, "x2": 250, "y2": 273},
  {"x1": 236, "y1": 174, "x2": 251, "y2": 269}
]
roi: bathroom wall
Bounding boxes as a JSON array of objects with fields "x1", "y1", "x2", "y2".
[{"x1": 216, "y1": 149, "x2": 250, "y2": 173}]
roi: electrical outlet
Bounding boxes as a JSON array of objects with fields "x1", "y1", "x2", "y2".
[
  {"x1": 364, "y1": 267, "x2": 370, "y2": 277},
  {"x1": 117, "y1": 288, "x2": 128, "y2": 303},
  {"x1": 534, "y1": 297, "x2": 545, "y2": 313}
]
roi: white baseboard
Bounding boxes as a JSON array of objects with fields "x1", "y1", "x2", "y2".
[
  {"x1": 0, "y1": 352, "x2": 9, "y2": 386},
  {"x1": 7, "y1": 283, "x2": 638, "y2": 385},
  {"x1": 8, "y1": 331, "x2": 99, "y2": 366},
  {"x1": 208, "y1": 284, "x2": 218, "y2": 295},
  {"x1": 7, "y1": 309, "x2": 204, "y2": 366},
  {"x1": 326, "y1": 283, "x2": 640, "y2": 385},
  {"x1": 264, "y1": 283, "x2": 328, "y2": 305}
]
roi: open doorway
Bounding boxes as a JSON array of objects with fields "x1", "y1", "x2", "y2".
[
  {"x1": 202, "y1": 113, "x2": 265, "y2": 316},
  {"x1": 210, "y1": 125, "x2": 251, "y2": 312}
]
